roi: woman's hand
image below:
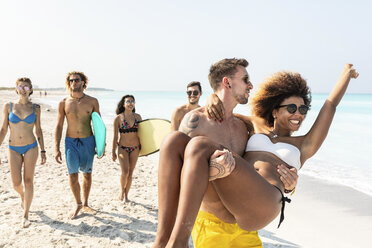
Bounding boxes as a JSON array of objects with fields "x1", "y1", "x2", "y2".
[
  {"x1": 343, "y1": 64, "x2": 359, "y2": 79},
  {"x1": 209, "y1": 149, "x2": 235, "y2": 181},
  {"x1": 112, "y1": 151, "x2": 117, "y2": 162},
  {"x1": 205, "y1": 94, "x2": 224, "y2": 122},
  {"x1": 277, "y1": 164, "x2": 298, "y2": 193},
  {"x1": 40, "y1": 152, "x2": 46, "y2": 165}
]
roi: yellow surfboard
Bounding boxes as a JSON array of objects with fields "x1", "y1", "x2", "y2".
[{"x1": 138, "y1": 118, "x2": 171, "y2": 157}]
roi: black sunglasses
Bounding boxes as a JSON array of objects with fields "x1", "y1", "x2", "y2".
[
  {"x1": 69, "y1": 78, "x2": 81, "y2": 83},
  {"x1": 187, "y1": 90, "x2": 199, "y2": 96},
  {"x1": 278, "y1": 104, "x2": 309, "y2": 115}
]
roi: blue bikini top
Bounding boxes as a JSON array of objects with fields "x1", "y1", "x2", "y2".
[{"x1": 8, "y1": 102, "x2": 36, "y2": 124}]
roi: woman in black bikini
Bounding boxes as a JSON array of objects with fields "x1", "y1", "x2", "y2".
[{"x1": 112, "y1": 95, "x2": 142, "y2": 202}]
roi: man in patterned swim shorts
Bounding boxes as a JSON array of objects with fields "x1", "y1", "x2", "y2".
[{"x1": 55, "y1": 71, "x2": 102, "y2": 219}]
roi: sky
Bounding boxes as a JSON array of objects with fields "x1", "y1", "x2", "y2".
[{"x1": 0, "y1": 0, "x2": 371, "y2": 93}]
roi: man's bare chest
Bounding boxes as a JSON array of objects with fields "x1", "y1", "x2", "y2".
[
  {"x1": 65, "y1": 101, "x2": 93, "y2": 118},
  {"x1": 202, "y1": 123, "x2": 248, "y2": 155}
]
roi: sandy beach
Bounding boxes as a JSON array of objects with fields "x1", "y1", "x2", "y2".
[{"x1": 0, "y1": 90, "x2": 371, "y2": 248}]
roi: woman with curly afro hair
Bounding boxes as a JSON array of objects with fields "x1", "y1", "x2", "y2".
[{"x1": 155, "y1": 64, "x2": 358, "y2": 247}]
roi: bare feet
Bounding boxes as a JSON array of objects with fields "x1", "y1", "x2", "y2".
[
  {"x1": 22, "y1": 217, "x2": 31, "y2": 228},
  {"x1": 69, "y1": 203, "x2": 83, "y2": 219},
  {"x1": 82, "y1": 205, "x2": 97, "y2": 215},
  {"x1": 124, "y1": 195, "x2": 130, "y2": 204},
  {"x1": 119, "y1": 191, "x2": 125, "y2": 201}
]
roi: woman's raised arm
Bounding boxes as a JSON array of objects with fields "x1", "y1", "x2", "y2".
[{"x1": 300, "y1": 64, "x2": 359, "y2": 162}]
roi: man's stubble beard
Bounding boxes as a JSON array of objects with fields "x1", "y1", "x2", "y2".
[
  {"x1": 71, "y1": 87, "x2": 83, "y2": 93},
  {"x1": 233, "y1": 91, "x2": 248, "y2": 104},
  {"x1": 188, "y1": 98, "x2": 199, "y2": 105}
]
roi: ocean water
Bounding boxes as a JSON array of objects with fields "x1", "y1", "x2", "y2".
[{"x1": 38, "y1": 91, "x2": 372, "y2": 196}]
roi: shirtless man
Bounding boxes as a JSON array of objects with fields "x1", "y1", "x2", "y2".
[
  {"x1": 153, "y1": 58, "x2": 297, "y2": 247},
  {"x1": 55, "y1": 71, "x2": 101, "y2": 219},
  {"x1": 170, "y1": 81, "x2": 202, "y2": 131}
]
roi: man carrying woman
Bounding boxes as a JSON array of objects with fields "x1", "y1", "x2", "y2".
[{"x1": 153, "y1": 58, "x2": 298, "y2": 247}]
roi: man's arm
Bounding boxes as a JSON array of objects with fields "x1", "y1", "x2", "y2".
[
  {"x1": 170, "y1": 108, "x2": 182, "y2": 131},
  {"x1": 55, "y1": 100, "x2": 65, "y2": 164},
  {"x1": 92, "y1": 98, "x2": 100, "y2": 115}
]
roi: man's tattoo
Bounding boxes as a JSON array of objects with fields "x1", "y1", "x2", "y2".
[
  {"x1": 179, "y1": 113, "x2": 200, "y2": 134},
  {"x1": 209, "y1": 149, "x2": 236, "y2": 181},
  {"x1": 187, "y1": 114, "x2": 199, "y2": 129},
  {"x1": 209, "y1": 160, "x2": 226, "y2": 181}
]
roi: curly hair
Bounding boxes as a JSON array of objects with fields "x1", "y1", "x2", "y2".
[
  {"x1": 251, "y1": 71, "x2": 311, "y2": 127},
  {"x1": 208, "y1": 58, "x2": 249, "y2": 91},
  {"x1": 116, "y1": 95, "x2": 136, "y2": 115},
  {"x1": 65, "y1": 71, "x2": 88, "y2": 91},
  {"x1": 16, "y1": 77, "x2": 33, "y2": 96}
]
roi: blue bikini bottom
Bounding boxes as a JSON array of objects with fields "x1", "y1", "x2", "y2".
[{"x1": 9, "y1": 141, "x2": 38, "y2": 155}]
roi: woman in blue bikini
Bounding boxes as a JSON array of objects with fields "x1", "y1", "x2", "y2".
[
  {"x1": 112, "y1": 95, "x2": 142, "y2": 202},
  {"x1": 0, "y1": 77, "x2": 46, "y2": 228}
]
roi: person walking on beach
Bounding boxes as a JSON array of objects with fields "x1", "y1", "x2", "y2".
[
  {"x1": 0, "y1": 77, "x2": 46, "y2": 228},
  {"x1": 112, "y1": 95, "x2": 142, "y2": 203},
  {"x1": 153, "y1": 58, "x2": 298, "y2": 247},
  {"x1": 54, "y1": 71, "x2": 101, "y2": 219},
  {"x1": 170, "y1": 81, "x2": 202, "y2": 131}
]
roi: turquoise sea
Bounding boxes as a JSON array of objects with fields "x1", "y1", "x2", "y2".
[{"x1": 38, "y1": 91, "x2": 372, "y2": 197}]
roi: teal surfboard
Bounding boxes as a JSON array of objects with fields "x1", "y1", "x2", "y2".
[
  {"x1": 92, "y1": 112, "x2": 106, "y2": 158},
  {"x1": 138, "y1": 119, "x2": 171, "y2": 157}
]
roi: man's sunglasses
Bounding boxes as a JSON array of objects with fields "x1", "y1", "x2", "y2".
[
  {"x1": 187, "y1": 90, "x2": 199, "y2": 96},
  {"x1": 69, "y1": 78, "x2": 81, "y2": 83},
  {"x1": 278, "y1": 104, "x2": 309, "y2": 115}
]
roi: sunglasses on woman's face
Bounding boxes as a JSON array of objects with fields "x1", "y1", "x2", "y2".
[
  {"x1": 187, "y1": 90, "x2": 199, "y2": 96},
  {"x1": 278, "y1": 104, "x2": 309, "y2": 115},
  {"x1": 125, "y1": 100, "x2": 135, "y2": 104},
  {"x1": 17, "y1": 86, "x2": 31, "y2": 91}
]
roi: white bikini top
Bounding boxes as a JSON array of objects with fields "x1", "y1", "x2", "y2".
[{"x1": 245, "y1": 133, "x2": 301, "y2": 170}]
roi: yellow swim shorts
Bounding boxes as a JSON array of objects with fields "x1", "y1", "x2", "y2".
[{"x1": 192, "y1": 211, "x2": 262, "y2": 248}]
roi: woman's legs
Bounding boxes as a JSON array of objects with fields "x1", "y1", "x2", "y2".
[
  {"x1": 167, "y1": 136, "x2": 282, "y2": 246},
  {"x1": 125, "y1": 148, "x2": 140, "y2": 202},
  {"x1": 9, "y1": 149, "x2": 24, "y2": 206},
  {"x1": 22, "y1": 146, "x2": 38, "y2": 227},
  {"x1": 152, "y1": 131, "x2": 191, "y2": 248},
  {"x1": 118, "y1": 147, "x2": 130, "y2": 201},
  {"x1": 166, "y1": 136, "x2": 219, "y2": 247}
]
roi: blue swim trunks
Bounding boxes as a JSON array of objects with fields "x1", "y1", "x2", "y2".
[{"x1": 65, "y1": 136, "x2": 96, "y2": 174}]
